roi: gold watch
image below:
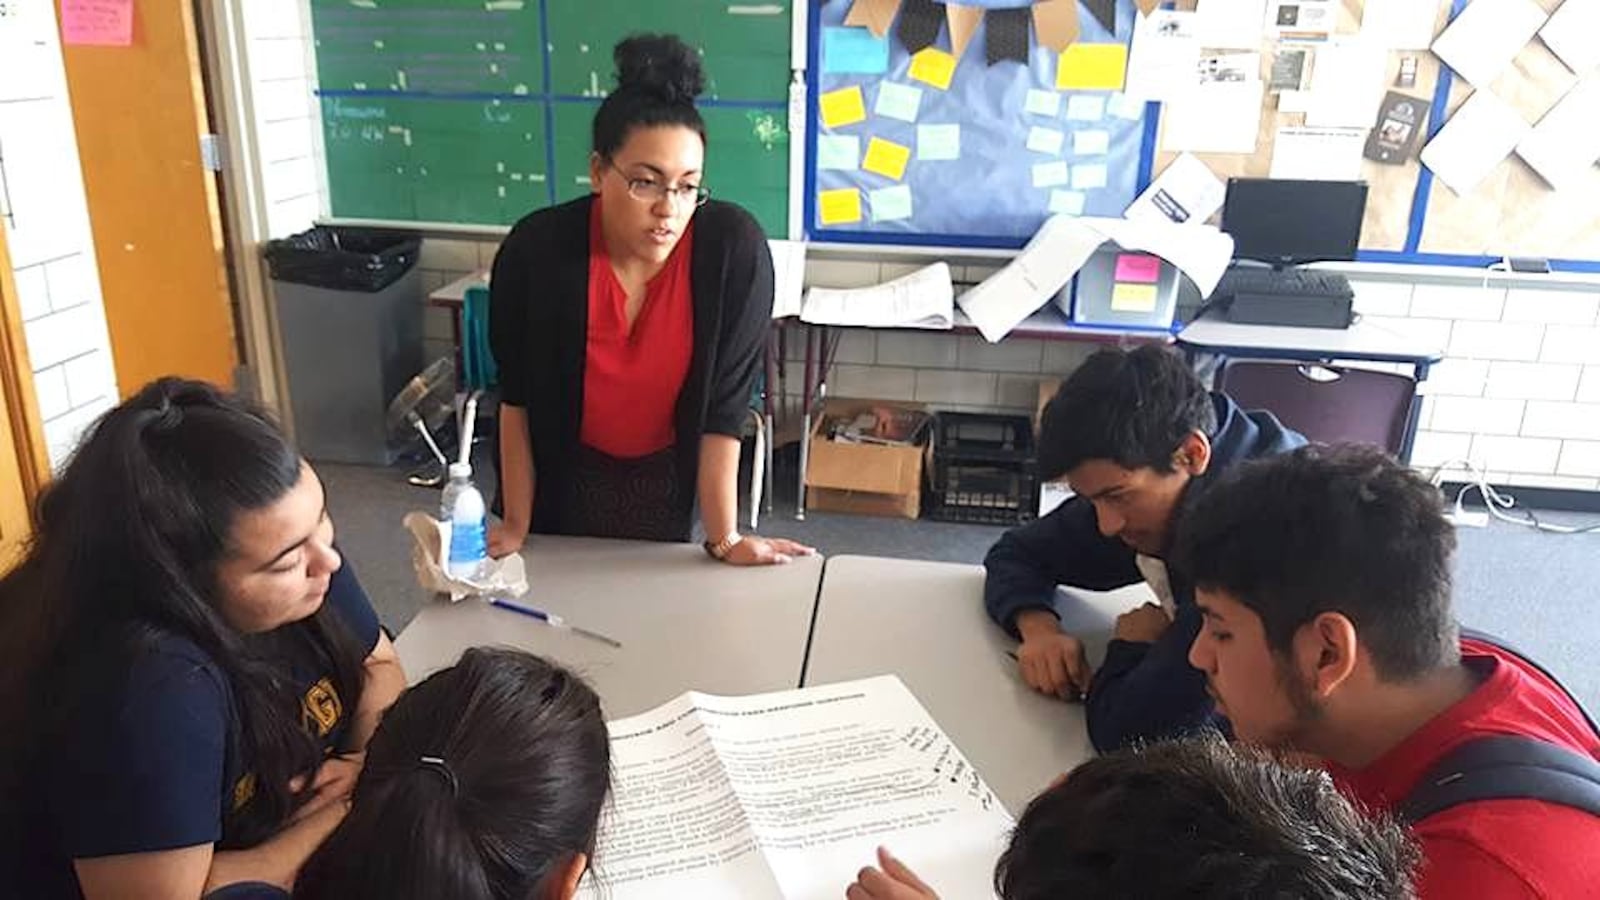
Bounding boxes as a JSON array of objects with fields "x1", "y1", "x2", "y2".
[{"x1": 703, "y1": 532, "x2": 744, "y2": 560}]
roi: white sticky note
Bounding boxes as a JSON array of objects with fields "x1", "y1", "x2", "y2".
[
  {"x1": 1048, "y1": 190, "x2": 1087, "y2": 215},
  {"x1": 1072, "y1": 163, "x2": 1109, "y2": 190},
  {"x1": 1073, "y1": 130, "x2": 1111, "y2": 155},
  {"x1": 869, "y1": 184, "x2": 914, "y2": 222},
  {"x1": 875, "y1": 81, "x2": 923, "y2": 123},
  {"x1": 817, "y1": 135, "x2": 860, "y2": 170},
  {"x1": 1109, "y1": 93, "x2": 1147, "y2": 120},
  {"x1": 1025, "y1": 88, "x2": 1062, "y2": 117},
  {"x1": 917, "y1": 124, "x2": 961, "y2": 161},
  {"x1": 1065, "y1": 94, "x2": 1107, "y2": 121},
  {"x1": 1032, "y1": 160, "x2": 1071, "y2": 187},
  {"x1": 1027, "y1": 126, "x2": 1065, "y2": 155}
]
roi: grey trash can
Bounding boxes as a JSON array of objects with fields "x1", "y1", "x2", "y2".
[{"x1": 266, "y1": 226, "x2": 424, "y2": 465}]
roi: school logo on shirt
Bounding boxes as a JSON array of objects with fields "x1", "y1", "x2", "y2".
[
  {"x1": 301, "y1": 677, "x2": 343, "y2": 737},
  {"x1": 232, "y1": 772, "x2": 257, "y2": 812}
]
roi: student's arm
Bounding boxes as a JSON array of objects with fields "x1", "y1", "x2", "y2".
[
  {"x1": 1085, "y1": 601, "x2": 1216, "y2": 752},
  {"x1": 487, "y1": 223, "x2": 537, "y2": 557},
  {"x1": 349, "y1": 631, "x2": 404, "y2": 749},
  {"x1": 73, "y1": 802, "x2": 347, "y2": 900},
  {"x1": 982, "y1": 496, "x2": 1141, "y2": 636}
]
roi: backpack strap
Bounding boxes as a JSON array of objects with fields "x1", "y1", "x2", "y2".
[{"x1": 1400, "y1": 735, "x2": 1600, "y2": 825}]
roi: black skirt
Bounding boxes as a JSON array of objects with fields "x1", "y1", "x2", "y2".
[{"x1": 557, "y1": 443, "x2": 691, "y2": 543}]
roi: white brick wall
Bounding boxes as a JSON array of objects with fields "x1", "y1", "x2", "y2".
[
  {"x1": 422, "y1": 249, "x2": 1600, "y2": 494},
  {"x1": 1, "y1": 1, "x2": 119, "y2": 469}
]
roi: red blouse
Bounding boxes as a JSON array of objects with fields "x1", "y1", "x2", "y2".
[{"x1": 580, "y1": 205, "x2": 695, "y2": 459}]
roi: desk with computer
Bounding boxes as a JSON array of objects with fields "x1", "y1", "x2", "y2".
[{"x1": 1178, "y1": 178, "x2": 1444, "y2": 461}]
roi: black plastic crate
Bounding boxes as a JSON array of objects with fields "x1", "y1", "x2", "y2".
[
  {"x1": 926, "y1": 412, "x2": 1039, "y2": 525},
  {"x1": 264, "y1": 226, "x2": 420, "y2": 292}
]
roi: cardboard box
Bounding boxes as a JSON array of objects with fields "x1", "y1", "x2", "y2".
[{"x1": 805, "y1": 398, "x2": 931, "y2": 519}]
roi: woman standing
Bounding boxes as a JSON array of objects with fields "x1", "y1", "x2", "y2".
[
  {"x1": 488, "y1": 33, "x2": 811, "y2": 565},
  {"x1": 0, "y1": 379, "x2": 405, "y2": 898}
]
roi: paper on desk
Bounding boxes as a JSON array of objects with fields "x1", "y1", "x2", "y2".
[
  {"x1": 1515, "y1": 76, "x2": 1600, "y2": 191},
  {"x1": 957, "y1": 216, "x2": 1234, "y2": 342},
  {"x1": 1126, "y1": 152, "x2": 1226, "y2": 225},
  {"x1": 1360, "y1": 0, "x2": 1442, "y2": 50},
  {"x1": 1195, "y1": 0, "x2": 1266, "y2": 48},
  {"x1": 801, "y1": 262, "x2": 954, "y2": 329},
  {"x1": 1420, "y1": 90, "x2": 1530, "y2": 195},
  {"x1": 1431, "y1": 0, "x2": 1548, "y2": 88},
  {"x1": 1539, "y1": 1, "x2": 1600, "y2": 75},
  {"x1": 1270, "y1": 126, "x2": 1367, "y2": 180},
  {"x1": 1125, "y1": 9, "x2": 1200, "y2": 102},
  {"x1": 1303, "y1": 41, "x2": 1388, "y2": 128},
  {"x1": 1160, "y1": 80, "x2": 1264, "y2": 154},
  {"x1": 768, "y1": 240, "x2": 807, "y2": 319}
]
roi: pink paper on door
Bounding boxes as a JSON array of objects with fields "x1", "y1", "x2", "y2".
[
  {"x1": 1113, "y1": 253, "x2": 1162, "y2": 284},
  {"x1": 61, "y1": 0, "x2": 134, "y2": 47}
]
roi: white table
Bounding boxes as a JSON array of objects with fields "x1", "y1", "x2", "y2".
[
  {"x1": 394, "y1": 536, "x2": 825, "y2": 718},
  {"x1": 803, "y1": 555, "x2": 1154, "y2": 814}
]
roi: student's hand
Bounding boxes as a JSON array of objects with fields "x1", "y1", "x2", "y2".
[
  {"x1": 289, "y1": 753, "x2": 364, "y2": 823},
  {"x1": 847, "y1": 847, "x2": 940, "y2": 900},
  {"x1": 1014, "y1": 611, "x2": 1092, "y2": 700},
  {"x1": 487, "y1": 519, "x2": 528, "y2": 559},
  {"x1": 721, "y1": 535, "x2": 817, "y2": 566},
  {"x1": 1114, "y1": 603, "x2": 1172, "y2": 644}
]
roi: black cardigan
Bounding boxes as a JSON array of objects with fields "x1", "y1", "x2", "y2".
[{"x1": 488, "y1": 195, "x2": 774, "y2": 537}]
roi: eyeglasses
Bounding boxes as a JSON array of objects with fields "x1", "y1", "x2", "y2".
[{"x1": 605, "y1": 162, "x2": 710, "y2": 208}]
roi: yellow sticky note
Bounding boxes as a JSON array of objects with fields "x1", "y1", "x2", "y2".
[
  {"x1": 908, "y1": 48, "x2": 957, "y2": 91},
  {"x1": 820, "y1": 86, "x2": 868, "y2": 128},
  {"x1": 819, "y1": 188, "x2": 863, "y2": 225},
  {"x1": 1111, "y1": 282, "x2": 1159, "y2": 312},
  {"x1": 1056, "y1": 43, "x2": 1128, "y2": 91},
  {"x1": 861, "y1": 137, "x2": 912, "y2": 181}
]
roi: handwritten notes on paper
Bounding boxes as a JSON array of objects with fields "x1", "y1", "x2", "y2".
[
  {"x1": 862, "y1": 137, "x2": 911, "y2": 180},
  {"x1": 819, "y1": 188, "x2": 864, "y2": 225},
  {"x1": 61, "y1": 0, "x2": 133, "y2": 46},
  {"x1": 909, "y1": 48, "x2": 957, "y2": 90},
  {"x1": 820, "y1": 86, "x2": 867, "y2": 128}
]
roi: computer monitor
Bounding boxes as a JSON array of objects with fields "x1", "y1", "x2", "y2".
[{"x1": 1220, "y1": 178, "x2": 1368, "y2": 267}]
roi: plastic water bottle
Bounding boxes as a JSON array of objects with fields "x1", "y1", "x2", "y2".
[{"x1": 440, "y1": 462, "x2": 489, "y2": 581}]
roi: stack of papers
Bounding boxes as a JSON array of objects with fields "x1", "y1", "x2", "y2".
[
  {"x1": 957, "y1": 216, "x2": 1234, "y2": 343},
  {"x1": 800, "y1": 262, "x2": 954, "y2": 330}
]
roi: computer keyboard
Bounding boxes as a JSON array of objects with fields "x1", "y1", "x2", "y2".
[{"x1": 1215, "y1": 267, "x2": 1353, "y2": 299}]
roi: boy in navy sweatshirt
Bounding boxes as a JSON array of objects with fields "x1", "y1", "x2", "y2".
[{"x1": 984, "y1": 346, "x2": 1304, "y2": 751}]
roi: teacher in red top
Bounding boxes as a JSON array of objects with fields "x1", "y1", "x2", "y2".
[{"x1": 487, "y1": 34, "x2": 812, "y2": 566}]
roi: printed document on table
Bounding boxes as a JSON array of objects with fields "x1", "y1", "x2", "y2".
[
  {"x1": 577, "y1": 676, "x2": 1014, "y2": 900},
  {"x1": 800, "y1": 262, "x2": 954, "y2": 329}
]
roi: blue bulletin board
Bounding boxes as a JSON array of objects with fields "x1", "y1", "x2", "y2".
[{"x1": 806, "y1": 0, "x2": 1157, "y2": 247}]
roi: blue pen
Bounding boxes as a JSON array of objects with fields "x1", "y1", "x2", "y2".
[{"x1": 486, "y1": 596, "x2": 623, "y2": 649}]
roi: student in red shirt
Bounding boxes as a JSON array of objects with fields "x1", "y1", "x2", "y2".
[
  {"x1": 1178, "y1": 444, "x2": 1600, "y2": 898},
  {"x1": 488, "y1": 34, "x2": 812, "y2": 564}
]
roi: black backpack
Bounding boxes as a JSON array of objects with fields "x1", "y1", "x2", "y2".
[{"x1": 1399, "y1": 629, "x2": 1600, "y2": 824}]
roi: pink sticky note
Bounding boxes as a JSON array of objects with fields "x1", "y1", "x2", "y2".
[
  {"x1": 61, "y1": 0, "x2": 134, "y2": 47},
  {"x1": 1114, "y1": 253, "x2": 1161, "y2": 284}
]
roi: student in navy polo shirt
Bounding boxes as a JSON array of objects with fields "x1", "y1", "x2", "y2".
[{"x1": 0, "y1": 378, "x2": 406, "y2": 899}]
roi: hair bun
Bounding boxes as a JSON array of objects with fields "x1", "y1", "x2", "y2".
[{"x1": 614, "y1": 34, "x2": 705, "y2": 105}]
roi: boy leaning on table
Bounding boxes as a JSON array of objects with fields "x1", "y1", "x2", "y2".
[{"x1": 982, "y1": 344, "x2": 1304, "y2": 751}]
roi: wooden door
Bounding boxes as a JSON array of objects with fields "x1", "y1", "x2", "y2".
[
  {"x1": 57, "y1": 0, "x2": 237, "y2": 395},
  {"x1": 0, "y1": 214, "x2": 48, "y2": 571}
]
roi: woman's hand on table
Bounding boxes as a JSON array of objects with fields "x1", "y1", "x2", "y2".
[
  {"x1": 487, "y1": 519, "x2": 528, "y2": 559},
  {"x1": 720, "y1": 535, "x2": 816, "y2": 566}
]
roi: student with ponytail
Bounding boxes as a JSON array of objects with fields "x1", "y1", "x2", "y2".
[
  {"x1": 488, "y1": 32, "x2": 812, "y2": 564},
  {"x1": 294, "y1": 648, "x2": 611, "y2": 900},
  {"x1": 0, "y1": 378, "x2": 406, "y2": 899}
]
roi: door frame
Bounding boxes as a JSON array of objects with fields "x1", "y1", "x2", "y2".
[{"x1": 0, "y1": 221, "x2": 51, "y2": 514}]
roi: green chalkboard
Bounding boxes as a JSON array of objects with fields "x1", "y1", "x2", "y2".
[{"x1": 309, "y1": 0, "x2": 792, "y2": 234}]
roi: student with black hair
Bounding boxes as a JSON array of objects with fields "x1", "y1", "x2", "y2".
[
  {"x1": 983, "y1": 345, "x2": 1304, "y2": 751},
  {"x1": 488, "y1": 33, "x2": 812, "y2": 564},
  {"x1": 1179, "y1": 445, "x2": 1600, "y2": 897},
  {"x1": 0, "y1": 378, "x2": 406, "y2": 899},
  {"x1": 848, "y1": 731, "x2": 1420, "y2": 900},
  {"x1": 293, "y1": 647, "x2": 610, "y2": 900}
]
